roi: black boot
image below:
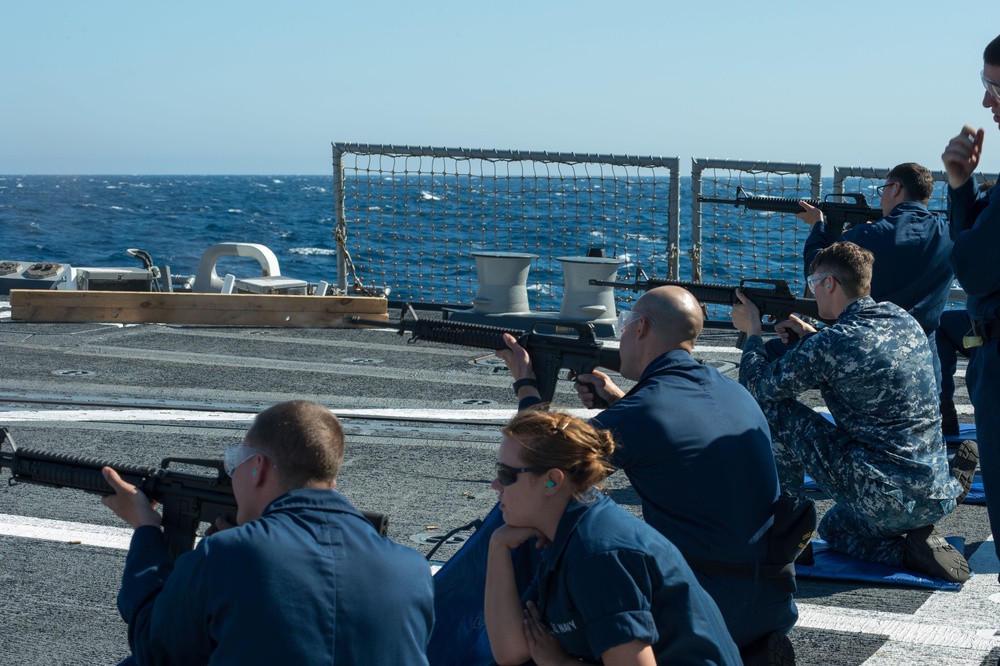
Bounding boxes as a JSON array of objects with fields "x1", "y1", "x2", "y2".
[
  {"x1": 902, "y1": 525, "x2": 970, "y2": 583},
  {"x1": 950, "y1": 439, "x2": 979, "y2": 505}
]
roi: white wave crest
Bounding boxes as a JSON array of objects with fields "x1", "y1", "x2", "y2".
[{"x1": 288, "y1": 247, "x2": 337, "y2": 256}]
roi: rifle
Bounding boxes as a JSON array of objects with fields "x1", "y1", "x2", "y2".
[
  {"x1": 590, "y1": 276, "x2": 832, "y2": 348},
  {"x1": 699, "y1": 186, "x2": 882, "y2": 241},
  {"x1": 348, "y1": 304, "x2": 621, "y2": 407},
  {"x1": 0, "y1": 428, "x2": 389, "y2": 561}
]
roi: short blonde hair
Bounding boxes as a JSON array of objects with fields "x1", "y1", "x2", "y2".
[{"x1": 809, "y1": 241, "x2": 873, "y2": 299}]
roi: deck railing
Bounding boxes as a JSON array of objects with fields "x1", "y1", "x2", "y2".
[{"x1": 333, "y1": 142, "x2": 993, "y2": 317}]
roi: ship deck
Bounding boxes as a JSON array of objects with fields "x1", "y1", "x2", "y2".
[{"x1": 0, "y1": 299, "x2": 993, "y2": 665}]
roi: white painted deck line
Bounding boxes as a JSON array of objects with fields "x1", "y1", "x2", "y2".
[
  {"x1": 0, "y1": 408, "x2": 258, "y2": 423},
  {"x1": 791, "y1": 536, "x2": 1000, "y2": 664},
  {"x1": 1, "y1": 402, "x2": 976, "y2": 424},
  {"x1": 0, "y1": 512, "x2": 436, "y2": 578},
  {"x1": 0, "y1": 513, "x2": 134, "y2": 550},
  {"x1": 0, "y1": 406, "x2": 601, "y2": 424}
]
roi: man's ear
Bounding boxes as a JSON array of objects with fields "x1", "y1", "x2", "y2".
[
  {"x1": 634, "y1": 317, "x2": 651, "y2": 339},
  {"x1": 250, "y1": 455, "x2": 269, "y2": 486}
]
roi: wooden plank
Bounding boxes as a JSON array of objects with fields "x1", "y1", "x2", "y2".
[{"x1": 9, "y1": 290, "x2": 389, "y2": 327}]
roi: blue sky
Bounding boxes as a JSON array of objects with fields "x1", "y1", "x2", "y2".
[{"x1": 3, "y1": 1, "x2": 999, "y2": 175}]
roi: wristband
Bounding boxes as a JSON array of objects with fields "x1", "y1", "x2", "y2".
[{"x1": 512, "y1": 378, "x2": 539, "y2": 395}]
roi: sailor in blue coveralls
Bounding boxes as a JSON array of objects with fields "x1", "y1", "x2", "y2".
[
  {"x1": 940, "y1": 32, "x2": 1000, "y2": 571},
  {"x1": 484, "y1": 409, "x2": 740, "y2": 666},
  {"x1": 101, "y1": 400, "x2": 434, "y2": 666},
  {"x1": 768, "y1": 162, "x2": 954, "y2": 395},
  {"x1": 498, "y1": 286, "x2": 798, "y2": 659},
  {"x1": 734, "y1": 242, "x2": 974, "y2": 583}
]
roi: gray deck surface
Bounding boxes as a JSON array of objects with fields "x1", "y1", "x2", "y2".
[{"x1": 0, "y1": 302, "x2": 994, "y2": 665}]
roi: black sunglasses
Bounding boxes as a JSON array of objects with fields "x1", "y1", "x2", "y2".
[{"x1": 495, "y1": 462, "x2": 549, "y2": 486}]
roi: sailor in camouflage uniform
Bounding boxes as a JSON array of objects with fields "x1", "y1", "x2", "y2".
[{"x1": 733, "y1": 241, "x2": 975, "y2": 583}]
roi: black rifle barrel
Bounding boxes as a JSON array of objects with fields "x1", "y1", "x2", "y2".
[
  {"x1": 349, "y1": 309, "x2": 619, "y2": 406},
  {"x1": 0, "y1": 429, "x2": 391, "y2": 555}
]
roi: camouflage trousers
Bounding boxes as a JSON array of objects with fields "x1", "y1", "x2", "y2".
[{"x1": 761, "y1": 399, "x2": 953, "y2": 567}]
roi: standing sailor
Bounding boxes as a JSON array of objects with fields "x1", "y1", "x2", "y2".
[{"x1": 940, "y1": 32, "x2": 1000, "y2": 572}]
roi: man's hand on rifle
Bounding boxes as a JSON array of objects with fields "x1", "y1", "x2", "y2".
[
  {"x1": 101, "y1": 467, "x2": 162, "y2": 530},
  {"x1": 795, "y1": 201, "x2": 824, "y2": 226},
  {"x1": 205, "y1": 514, "x2": 238, "y2": 536},
  {"x1": 573, "y1": 371, "x2": 624, "y2": 409},
  {"x1": 774, "y1": 315, "x2": 817, "y2": 344},
  {"x1": 496, "y1": 333, "x2": 541, "y2": 401},
  {"x1": 731, "y1": 289, "x2": 764, "y2": 338}
]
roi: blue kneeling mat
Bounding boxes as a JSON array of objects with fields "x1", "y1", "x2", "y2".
[
  {"x1": 945, "y1": 423, "x2": 978, "y2": 444},
  {"x1": 795, "y1": 538, "x2": 966, "y2": 591}
]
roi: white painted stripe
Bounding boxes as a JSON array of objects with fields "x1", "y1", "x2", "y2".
[
  {"x1": 0, "y1": 512, "x2": 445, "y2": 577},
  {"x1": 860, "y1": 536, "x2": 1000, "y2": 664},
  {"x1": 798, "y1": 603, "x2": 1000, "y2": 652},
  {"x1": 0, "y1": 408, "x2": 256, "y2": 423},
  {"x1": 0, "y1": 513, "x2": 134, "y2": 550},
  {"x1": 0, "y1": 402, "x2": 976, "y2": 424},
  {"x1": 793, "y1": 537, "x2": 1000, "y2": 663},
  {"x1": 0, "y1": 406, "x2": 599, "y2": 424},
  {"x1": 693, "y1": 343, "x2": 740, "y2": 353}
]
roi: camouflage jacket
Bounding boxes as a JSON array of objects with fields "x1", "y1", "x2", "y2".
[{"x1": 739, "y1": 296, "x2": 954, "y2": 497}]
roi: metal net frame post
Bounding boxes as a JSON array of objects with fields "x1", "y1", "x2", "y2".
[
  {"x1": 689, "y1": 158, "x2": 822, "y2": 320},
  {"x1": 332, "y1": 142, "x2": 679, "y2": 310}
]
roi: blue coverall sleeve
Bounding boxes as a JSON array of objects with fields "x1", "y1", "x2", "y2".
[
  {"x1": 949, "y1": 181, "x2": 1000, "y2": 298},
  {"x1": 568, "y1": 549, "x2": 658, "y2": 658},
  {"x1": 803, "y1": 221, "x2": 833, "y2": 279},
  {"x1": 117, "y1": 527, "x2": 213, "y2": 665}
]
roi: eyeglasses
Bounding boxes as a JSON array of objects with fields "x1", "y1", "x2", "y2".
[
  {"x1": 875, "y1": 182, "x2": 898, "y2": 197},
  {"x1": 617, "y1": 309, "x2": 651, "y2": 331},
  {"x1": 806, "y1": 272, "x2": 836, "y2": 290},
  {"x1": 224, "y1": 444, "x2": 274, "y2": 477},
  {"x1": 495, "y1": 462, "x2": 549, "y2": 486},
  {"x1": 982, "y1": 69, "x2": 1000, "y2": 101}
]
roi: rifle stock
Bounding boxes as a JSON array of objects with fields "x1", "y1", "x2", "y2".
[
  {"x1": 348, "y1": 305, "x2": 621, "y2": 407},
  {"x1": 0, "y1": 428, "x2": 389, "y2": 561}
]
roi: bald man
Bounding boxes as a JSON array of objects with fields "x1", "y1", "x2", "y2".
[{"x1": 499, "y1": 286, "x2": 798, "y2": 661}]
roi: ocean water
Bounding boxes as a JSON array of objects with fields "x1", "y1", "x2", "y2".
[
  {"x1": 0, "y1": 175, "x2": 340, "y2": 286},
  {"x1": 0, "y1": 174, "x2": 850, "y2": 309}
]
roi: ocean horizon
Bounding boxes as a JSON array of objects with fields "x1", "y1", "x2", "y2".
[{"x1": 0, "y1": 173, "x2": 894, "y2": 310}]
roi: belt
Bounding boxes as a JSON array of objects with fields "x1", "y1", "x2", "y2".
[
  {"x1": 683, "y1": 555, "x2": 798, "y2": 594},
  {"x1": 971, "y1": 318, "x2": 1000, "y2": 342}
]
